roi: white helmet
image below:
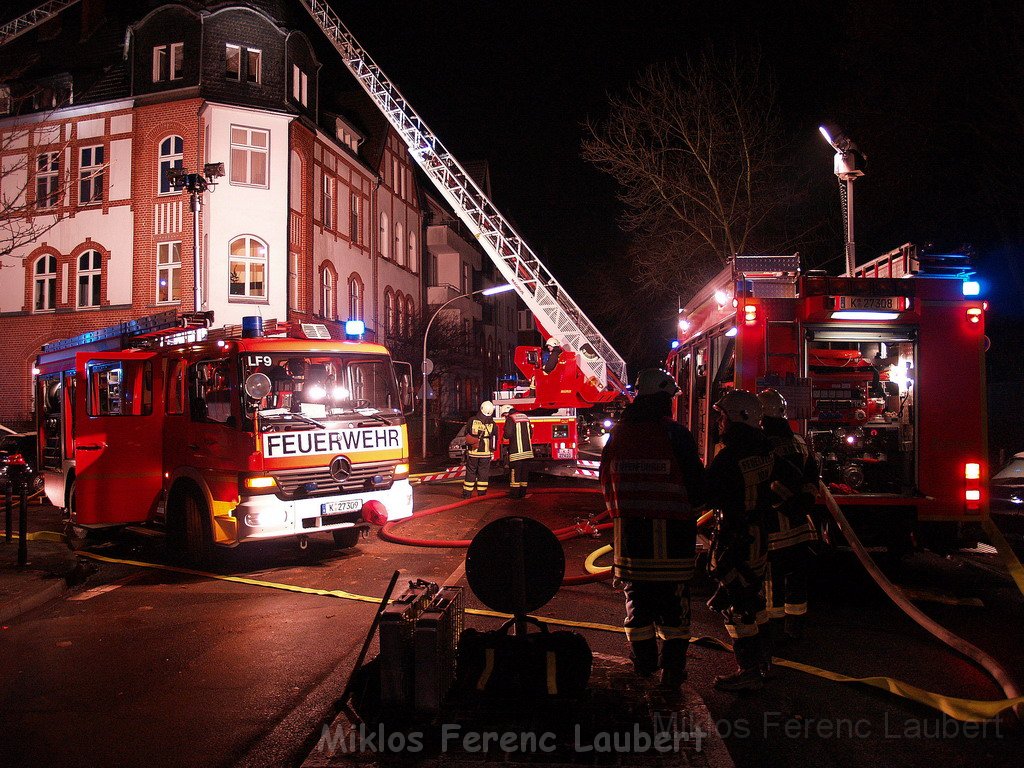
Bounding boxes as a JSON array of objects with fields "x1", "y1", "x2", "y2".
[
  {"x1": 479, "y1": 400, "x2": 495, "y2": 417},
  {"x1": 545, "y1": 337, "x2": 558, "y2": 348},
  {"x1": 634, "y1": 368, "x2": 679, "y2": 397},
  {"x1": 757, "y1": 389, "x2": 787, "y2": 419},
  {"x1": 714, "y1": 389, "x2": 762, "y2": 425}
]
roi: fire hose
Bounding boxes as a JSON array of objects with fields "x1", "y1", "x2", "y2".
[{"x1": 379, "y1": 488, "x2": 614, "y2": 585}]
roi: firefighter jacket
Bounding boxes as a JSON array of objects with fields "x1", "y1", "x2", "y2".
[
  {"x1": 601, "y1": 394, "x2": 706, "y2": 582},
  {"x1": 503, "y1": 411, "x2": 534, "y2": 461},
  {"x1": 762, "y1": 416, "x2": 820, "y2": 551},
  {"x1": 465, "y1": 414, "x2": 496, "y2": 458},
  {"x1": 705, "y1": 422, "x2": 773, "y2": 589}
]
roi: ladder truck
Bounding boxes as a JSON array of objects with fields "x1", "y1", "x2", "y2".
[{"x1": 297, "y1": 0, "x2": 631, "y2": 463}]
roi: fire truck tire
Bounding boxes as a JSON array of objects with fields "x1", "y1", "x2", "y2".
[
  {"x1": 168, "y1": 485, "x2": 213, "y2": 566},
  {"x1": 332, "y1": 528, "x2": 361, "y2": 549},
  {"x1": 63, "y1": 478, "x2": 90, "y2": 551}
]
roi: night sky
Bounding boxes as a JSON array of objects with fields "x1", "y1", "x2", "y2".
[{"x1": 336, "y1": 0, "x2": 1023, "y2": 370}]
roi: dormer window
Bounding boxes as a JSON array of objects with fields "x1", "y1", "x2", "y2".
[
  {"x1": 226, "y1": 44, "x2": 261, "y2": 84},
  {"x1": 153, "y1": 43, "x2": 184, "y2": 82},
  {"x1": 291, "y1": 64, "x2": 308, "y2": 106}
]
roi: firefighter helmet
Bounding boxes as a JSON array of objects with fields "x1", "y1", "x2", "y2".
[
  {"x1": 545, "y1": 337, "x2": 559, "y2": 348},
  {"x1": 479, "y1": 400, "x2": 495, "y2": 417},
  {"x1": 714, "y1": 389, "x2": 762, "y2": 425},
  {"x1": 634, "y1": 368, "x2": 680, "y2": 397},
  {"x1": 757, "y1": 388, "x2": 787, "y2": 419}
]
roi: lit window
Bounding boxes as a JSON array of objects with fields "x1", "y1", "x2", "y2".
[
  {"x1": 159, "y1": 135, "x2": 184, "y2": 194},
  {"x1": 395, "y1": 221, "x2": 404, "y2": 266},
  {"x1": 228, "y1": 235, "x2": 267, "y2": 299},
  {"x1": 406, "y1": 296, "x2": 415, "y2": 336},
  {"x1": 33, "y1": 254, "x2": 57, "y2": 312},
  {"x1": 229, "y1": 126, "x2": 269, "y2": 187},
  {"x1": 320, "y1": 267, "x2": 336, "y2": 319},
  {"x1": 384, "y1": 290, "x2": 395, "y2": 335},
  {"x1": 395, "y1": 292, "x2": 405, "y2": 337},
  {"x1": 77, "y1": 249, "x2": 102, "y2": 308},
  {"x1": 408, "y1": 231, "x2": 417, "y2": 273},
  {"x1": 350, "y1": 194, "x2": 361, "y2": 244},
  {"x1": 246, "y1": 49, "x2": 261, "y2": 84},
  {"x1": 225, "y1": 44, "x2": 241, "y2": 80},
  {"x1": 79, "y1": 145, "x2": 104, "y2": 205},
  {"x1": 348, "y1": 275, "x2": 363, "y2": 320},
  {"x1": 322, "y1": 174, "x2": 333, "y2": 229},
  {"x1": 157, "y1": 242, "x2": 181, "y2": 303},
  {"x1": 153, "y1": 43, "x2": 184, "y2": 82},
  {"x1": 292, "y1": 64, "x2": 308, "y2": 106},
  {"x1": 35, "y1": 152, "x2": 60, "y2": 209},
  {"x1": 379, "y1": 212, "x2": 389, "y2": 258},
  {"x1": 289, "y1": 252, "x2": 299, "y2": 311}
]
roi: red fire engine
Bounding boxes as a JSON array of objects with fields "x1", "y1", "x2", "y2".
[
  {"x1": 667, "y1": 246, "x2": 988, "y2": 550},
  {"x1": 35, "y1": 312, "x2": 415, "y2": 561}
]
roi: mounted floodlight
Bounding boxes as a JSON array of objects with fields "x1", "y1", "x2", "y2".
[
  {"x1": 482, "y1": 284, "x2": 514, "y2": 296},
  {"x1": 819, "y1": 123, "x2": 867, "y2": 276},
  {"x1": 204, "y1": 162, "x2": 226, "y2": 180},
  {"x1": 725, "y1": 327, "x2": 738, "y2": 337},
  {"x1": 962, "y1": 281, "x2": 981, "y2": 297}
]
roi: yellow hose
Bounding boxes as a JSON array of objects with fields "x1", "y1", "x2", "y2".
[{"x1": 584, "y1": 544, "x2": 612, "y2": 574}]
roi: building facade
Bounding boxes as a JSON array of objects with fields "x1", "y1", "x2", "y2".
[{"x1": 0, "y1": 0, "x2": 522, "y2": 429}]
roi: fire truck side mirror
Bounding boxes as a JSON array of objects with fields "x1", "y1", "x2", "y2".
[
  {"x1": 393, "y1": 361, "x2": 415, "y2": 416},
  {"x1": 244, "y1": 373, "x2": 272, "y2": 401}
]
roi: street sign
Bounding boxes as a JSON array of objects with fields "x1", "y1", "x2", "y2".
[{"x1": 422, "y1": 358, "x2": 434, "y2": 375}]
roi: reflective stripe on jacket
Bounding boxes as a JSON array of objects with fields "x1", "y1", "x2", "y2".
[
  {"x1": 504, "y1": 412, "x2": 534, "y2": 461},
  {"x1": 467, "y1": 418, "x2": 496, "y2": 457}
]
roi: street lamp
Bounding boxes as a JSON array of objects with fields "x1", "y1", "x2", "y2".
[
  {"x1": 819, "y1": 124, "x2": 866, "y2": 276},
  {"x1": 167, "y1": 162, "x2": 225, "y2": 313},
  {"x1": 421, "y1": 283, "x2": 514, "y2": 459}
]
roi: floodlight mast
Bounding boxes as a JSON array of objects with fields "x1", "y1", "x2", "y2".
[{"x1": 819, "y1": 124, "x2": 866, "y2": 276}]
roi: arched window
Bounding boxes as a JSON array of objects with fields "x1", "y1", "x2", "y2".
[
  {"x1": 379, "y1": 211, "x2": 389, "y2": 259},
  {"x1": 159, "y1": 136, "x2": 184, "y2": 194},
  {"x1": 348, "y1": 274, "x2": 363, "y2": 320},
  {"x1": 408, "y1": 231, "x2": 417, "y2": 273},
  {"x1": 320, "y1": 265, "x2": 336, "y2": 319},
  {"x1": 228, "y1": 235, "x2": 267, "y2": 299},
  {"x1": 395, "y1": 291, "x2": 405, "y2": 337},
  {"x1": 395, "y1": 221, "x2": 404, "y2": 267},
  {"x1": 384, "y1": 289, "x2": 395, "y2": 335},
  {"x1": 405, "y1": 296, "x2": 415, "y2": 337},
  {"x1": 33, "y1": 254, "x2": 57, "y2": 312},
  {"x1": 77, "y1": 249, "x2": 102, "y2": 308}
]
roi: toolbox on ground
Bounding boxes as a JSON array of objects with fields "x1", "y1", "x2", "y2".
[
  {"x1": 413, "y1": 586, "x2": 465, "y2": 713},
  {"x1": 378, "y1": 580, "x2": 439, "y2": 708}
]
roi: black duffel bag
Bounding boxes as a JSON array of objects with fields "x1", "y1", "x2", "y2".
[{"x1": 457, "y1": 616, "x2": 591, "y2": 698}]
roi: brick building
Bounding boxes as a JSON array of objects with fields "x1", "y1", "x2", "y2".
[{"x1": 0, "y1": 0, "x2": 521, "y2": 428}]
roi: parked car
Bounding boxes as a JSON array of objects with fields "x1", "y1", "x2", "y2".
[
  {"x1": 0, "y1": 423, "x2": 43, "y2": 492},
  {"x1": 991, "y1": 451, "x2": 1024, "y2": 513}
]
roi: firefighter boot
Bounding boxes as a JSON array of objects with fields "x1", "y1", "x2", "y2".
[
  {"x1": 714, "y1": 636, "x2": 764, "y2": 693},
  {"x1": 659, "y1": 638, "x2": 688, "y2": 689},
  {"x1": 759, "y1": 621, "x2": 778, "y2": 679},
  {"x1": 629, "y1": 638, "x2": 659, "y2": 677},
  {"x1": 784, "y1": 613, "x2": 805, "y2": 640}
]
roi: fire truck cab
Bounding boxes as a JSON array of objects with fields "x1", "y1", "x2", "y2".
[
  {"x1": 668, "y1": 246, "x2": 987, "y2": 550},
  {"x1": 35, "y1": 312, "x2": 415, "y2": 561}
]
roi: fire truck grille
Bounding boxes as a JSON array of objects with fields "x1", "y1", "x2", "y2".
[{"x1": 272, "y1": 461, "x2": 396, "y2": 498}]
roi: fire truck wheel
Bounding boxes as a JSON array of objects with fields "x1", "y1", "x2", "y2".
[
  {"x1": 168, "y1": 486, "x2": 213, "y2": 566},
  {"x1": 331, "y1": 528, "x2": 361, "y2": 549}
]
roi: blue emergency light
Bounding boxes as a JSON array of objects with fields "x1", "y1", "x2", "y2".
[
  {"x1": 670, "y1": 340, "x2": 680, "y2": 349},
  {"x1": 345, "y1": 320, "x2": 365, "y2": 338},
  {"x1": 962, "y1": 281, "x2": 980, "y2": 296}
]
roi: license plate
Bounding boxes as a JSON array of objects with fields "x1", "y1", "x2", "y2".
[
  {"x1": 831, "y1": 295, "x2": 908, "y2": 311},
  {"x1": 557, "y1": 448, "x2": 575, "y2": 459},
  {"x1": 321, "y1": 499, "x2": 362, "y2": 515}
]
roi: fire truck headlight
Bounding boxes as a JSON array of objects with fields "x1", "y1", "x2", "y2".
[
  {"x1": 393, "y1": 463, "x2": 409, "y2": 479},
  {"x1": 306, "y1": 384, "x2": 327, "y2": 401},
  {"x1": 244, "y1": 508, "x2": 288, "y2": 528},
  {"x1": 332, "y1": 386, "x2": 350, "y2": 401}
]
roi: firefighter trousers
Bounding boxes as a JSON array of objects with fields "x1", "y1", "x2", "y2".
[
  {"x1": 623, "y1": 580, "x2": 691, "y2": 675},
  {"x1": 463, "y1": 455, "x2": 492, "y2": 495},
  {"x1": 766, "y1": 543, "x2": 809, "y2": 619},
  {"x1": 508, "y1": 460, "x2": 531, "y2": 498}
]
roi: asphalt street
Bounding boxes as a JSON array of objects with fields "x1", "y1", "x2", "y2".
[{"x1": 1, "y1": 475, "x2": 1022, "y2": 768}]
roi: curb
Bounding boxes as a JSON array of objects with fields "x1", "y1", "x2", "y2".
[{"x1": 0, "y1": 577, "x2": 67, "y2": 624}]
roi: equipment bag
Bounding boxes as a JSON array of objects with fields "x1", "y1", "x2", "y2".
[{"x1": 457, "y1": 615, "x2": 591, "y2": 698}]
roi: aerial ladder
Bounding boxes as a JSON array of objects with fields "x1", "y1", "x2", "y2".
[
  {"x1": 299, "y1": 0, "x2": 628, "y2": 398},
  {"x1": 0, "y1": 0, "x2": 81, "y2": 48}
]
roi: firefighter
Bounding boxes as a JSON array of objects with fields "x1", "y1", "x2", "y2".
[
  {"x1": 541, "y1": 337, "x2": 563, "y2": 374},
  {"x1": 601, "y1": 368, "x2": 705, "y2": 689},
  {"x1": 500, "y1": 404, "x2": 534, "y2": 499},
  {"x1": 705, "y1": 389, "x2": 773, "y2": 692},
  {"x1": 757, "y1": 388, "x2": 819, "y2": 642},
  {"x1": 462, "y1": 400, "x2": 497, "y2": 498}
]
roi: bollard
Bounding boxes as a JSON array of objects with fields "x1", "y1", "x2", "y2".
[
  {"x1": 4, "y1": 482, "x2": 10, "y2": 544},
  {"x1": 18, "y1": 478, "x2": 28, "y2": 567}
]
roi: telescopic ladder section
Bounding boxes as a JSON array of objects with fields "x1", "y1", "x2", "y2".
[
  {"x1": 0, "y1": 0, "x2": 81, "y2": 48},
  {"x1": 299, "y1": 0, "x2": 628, "y2": 393}
]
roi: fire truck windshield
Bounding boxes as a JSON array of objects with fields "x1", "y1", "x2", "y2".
[{"x1": 240, "y1": 353, "x2": 401, "y2": 430}]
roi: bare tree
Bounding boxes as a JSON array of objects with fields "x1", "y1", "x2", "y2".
[{"x1": 582, "y1": 51, "x2": 791, "y2": 302}]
